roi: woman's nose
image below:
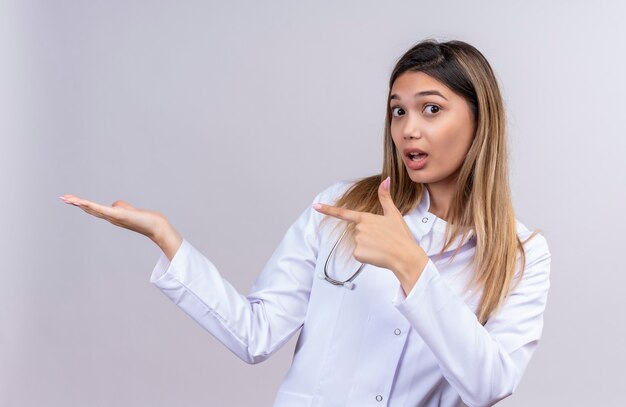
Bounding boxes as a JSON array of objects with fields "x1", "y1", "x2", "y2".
[{"x1": 402, "y1": 115, "x2": 422, "y2": 140}]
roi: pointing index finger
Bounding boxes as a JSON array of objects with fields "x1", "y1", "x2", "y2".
[{"x1": 312, "y1": 203, "x2": 362, "y2": 223}]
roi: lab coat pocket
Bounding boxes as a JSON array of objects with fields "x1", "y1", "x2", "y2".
[{"x1": 273, "y1": 390, "x2": 313, "y2": 407}]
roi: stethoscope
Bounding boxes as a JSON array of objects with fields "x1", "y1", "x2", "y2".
[{"x1": 317, "y1": 226, "x2": 366, "y2": 290}]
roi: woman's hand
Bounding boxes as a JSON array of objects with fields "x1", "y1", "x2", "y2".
[
  {"x1": 60, "y1": 194, "x2": 183, "y2": 260},
  {"x1": 312, "y1": 177, "x2": 428, "y2": 295}
]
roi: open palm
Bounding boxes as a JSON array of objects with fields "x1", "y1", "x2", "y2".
[{"x1": 60, "y1": 194, "x2": 183, "y2": 260}]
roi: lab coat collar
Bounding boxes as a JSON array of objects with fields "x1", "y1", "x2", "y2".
[{"x1": 403, "y1": 186, "x2": 476, "y2": 255}]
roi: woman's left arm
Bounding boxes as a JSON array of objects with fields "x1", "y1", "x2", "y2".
[
  {"x1": 313, "y1": 177, "x2": 551, "y2": 407},
  {"x1": 393, "y1": 235, "x2": 551, "y2": 407}
]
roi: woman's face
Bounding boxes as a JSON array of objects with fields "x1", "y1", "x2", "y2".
[{"x1": 389, "y1": 71, "x2": 476, "y2": 189}]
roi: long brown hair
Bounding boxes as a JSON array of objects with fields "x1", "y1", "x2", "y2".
[{"x1": 321, "y1": 39, "x2": 541, "y2": 325}]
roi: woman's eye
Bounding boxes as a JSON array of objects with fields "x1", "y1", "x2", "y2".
[
  {"x1": 391, "y1": 106, "x2": 404, "y2": 117},
  {"x1": 424, "y1": 104, "x2": 440, "y2": 115}
]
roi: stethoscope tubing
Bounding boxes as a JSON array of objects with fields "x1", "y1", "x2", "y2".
[{"x1": 320, "y1": 226, "x2": 366, "y2": 289}]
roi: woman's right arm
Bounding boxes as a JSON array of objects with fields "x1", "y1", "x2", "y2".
[
  {"x1": 60, "y1": 184, "x2": 344, "y2": 363},
  {"x1": 146, "y1": 188, "x2": 331, "y2": 364}
]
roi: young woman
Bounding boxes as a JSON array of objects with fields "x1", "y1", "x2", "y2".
[{"x1": 61, "y1": 39, "x2": 551, "y2": 407}]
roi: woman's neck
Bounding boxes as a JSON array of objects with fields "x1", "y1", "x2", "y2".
[{"x1": 426, "y1": 183, "x2": 455, "y2": 221}]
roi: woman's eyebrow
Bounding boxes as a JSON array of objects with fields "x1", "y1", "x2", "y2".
[{"x1": 390, "y1": 90, "x2": 448, "y2": 101}]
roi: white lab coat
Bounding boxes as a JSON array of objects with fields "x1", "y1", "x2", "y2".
[{"x1": 150, "y1": 180, "x2": 551, "y2": 407}]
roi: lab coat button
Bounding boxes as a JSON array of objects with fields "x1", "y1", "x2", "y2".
[
  {"x1": 376, "y1": 395, "x2": 383, "y2": 402},
  {"x1": 422, "y1": 217, "x2": 428, "y2": 223},
  {"x1": 394, "y1": 328, "x2": 401, "y2": 335}
]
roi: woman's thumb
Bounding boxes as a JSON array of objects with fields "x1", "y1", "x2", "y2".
[{"x1": 112, "y1": 200, "x2": 134, "y2": 209}]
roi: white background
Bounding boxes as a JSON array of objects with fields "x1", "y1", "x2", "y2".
[{"x1": 1, "y1": 0, "x2": 625, "y2": 405}]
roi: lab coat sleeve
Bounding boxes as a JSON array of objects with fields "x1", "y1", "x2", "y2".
[
  {"x1": 149, "y1": 184, "x2": 341, "y2": 365},
  {"x1": 392, "y1": 233, "x2": 551, "y2": 407}
]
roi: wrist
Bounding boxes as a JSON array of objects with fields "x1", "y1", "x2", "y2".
[
  {"x1": 394, "y1": 245, "x2": 428, "y2": 294},
  {"x1": 152, "y1": 220, "x2": 183, "y2": 261}
]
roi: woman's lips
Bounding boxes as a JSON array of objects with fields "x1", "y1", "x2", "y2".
[{"x1": 404, "y1": 153, "x2": 428, "y2": 170}]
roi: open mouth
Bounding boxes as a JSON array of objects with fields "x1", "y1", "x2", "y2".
[{"x1": 407, "y1": 152, "x2": 428, "y2": 161}]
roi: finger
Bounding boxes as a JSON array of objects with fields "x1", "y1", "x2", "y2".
[
  {"x1": 377, "y1": 177, "x2": 402, "y2": 217},
  {"x1": 67, "y1": 197, "x2": 121, "y2": 220},
  {"x1": 312, "y1": 203, "x2": 362, "y2": 223},
  {"x1": 60, "y1": 194, "x2": 83, "y2": 206},
  {"x1": 61, "y1": 195, "x2": 134, "y2": 212}
]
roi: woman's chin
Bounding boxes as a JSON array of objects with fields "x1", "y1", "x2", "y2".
[{"x1": 405, "y1": 170, "x2": 430, "y2": 184}]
